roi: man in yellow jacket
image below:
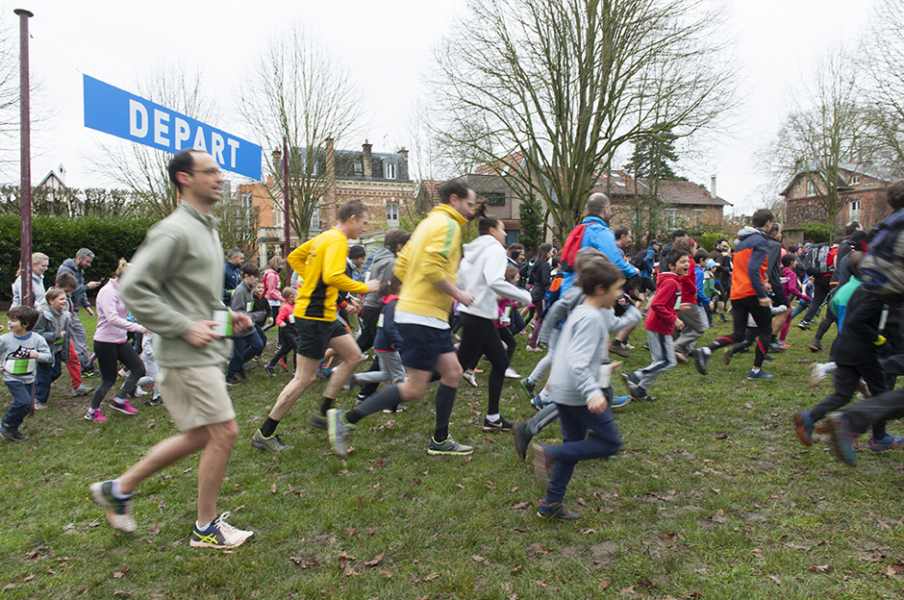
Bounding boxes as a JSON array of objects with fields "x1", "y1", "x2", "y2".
[
  {"x1": 327, "y1": 180, "x2": 477, "y2": 457},
  {"x1": 251, "y1": 200, "x2": 379, "y2": 452}
]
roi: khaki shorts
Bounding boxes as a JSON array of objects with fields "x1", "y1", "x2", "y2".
[{"x1": 158, "y1": 365, "x2": 236, "y2": 431}]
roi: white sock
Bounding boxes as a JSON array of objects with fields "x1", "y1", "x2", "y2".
[
  {"x1": 752, "y1": 367, "x2": 760, "y2": 373},
  {"x1": 196, "y1": 520, "x2": 212, "y2": 531},
  {"x1": 111, "y1": 479, "x2": 129, "y2": 499},
  {"x1": 702, "y1": 347, "x2": 712, "y2": 356},
  {"x1": 486, "y1": 413, "x2": 500, "y2": 422}
]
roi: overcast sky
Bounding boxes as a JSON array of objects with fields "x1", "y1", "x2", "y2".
[{"x1": 5, "y1": 0, "x2": 879, "y2": 215}]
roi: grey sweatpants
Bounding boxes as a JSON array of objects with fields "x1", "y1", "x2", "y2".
[
  {"x1": 527, "y1": 328, "x2": 560, "y2": 385},
  {"x1": 673, "y1": 305, "x2": 708, "y2": 356},
  {"x1": 350, "y1": 351, "x2": 405, "y2": 386},
  {"x1": 69, "y1": 313, "x2": 92, "y2": 371},
  {"x1": 632, "y1": 329, "x2": 677, "y2": 392}
]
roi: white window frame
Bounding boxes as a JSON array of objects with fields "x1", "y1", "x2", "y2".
[
  {"x1": 666, "y1": 208, "x2": 677, "y2": 226},
  {"x1": 806, "y1": 180, "x2": 816, "y2": 196},
  {"x1": 386, "y1": 202, "x2": 400, "y2": 223},
  {"x1": 310, "y1": 207, "x2": 321, "y2": 231},
  {"x1": 384, "y1": 161, "x2": 396, "y2": 180},
  {"x1": 694, "y1": 209, "x2": 704, "y2": 225},
  {"x1": 850, "y1": 200, "x2": 861, "y2": 222},
  {"x1": 851, "y1": 175, "x2": 861, "y2": 185}
]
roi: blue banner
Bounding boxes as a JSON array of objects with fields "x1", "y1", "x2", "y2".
[{"x1": 83, "y1": 74, "x2": 262, "y2": 180}]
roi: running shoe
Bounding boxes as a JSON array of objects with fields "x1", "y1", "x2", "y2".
[
  {"x1": 810, "y1": 363, "x2": 828, "y2": 387},
  {"x1": 674, "y1": 352, "x2": 688, "y2": 364},
  {"x1": 308, "y1": 413, "x2": 327, "y2": 429},
  {"x1": 520, "y1": 378, "x2": 536, "y2": 399},
  {"x1": 779, "y1": 342, "x2": 792, "y2": 349},
  {"x1": 611, "y1": 395, "x2": 632, "y2": 409},
  {"x1": 34, "y1": 401, "x2": 48, "y2": 410},
  {"x1": 504, "y1": 368, "x2": 522, "y2": 379},
  {"x1": 462, "y1": 371, "x2": 478, "y2": 387},
  {"x1": 622, "y1": 372, "x2": 642, "y2": 399},
  {"x1": 134, "y1": 386, "x2": 148, "y2": 397},
  {"x1": 427, "y1": 436, "x2": 474, "y2": 455},
  {"x1": 250, "y1": 430, "x2": 293, "y2": 453},
  {"x1": 264, "y1": 365, "x2": 275, "y2": 376},
  {"x1": 530, "y1": 394, "x2": 551, "y2": 411},
  {"x1": 90, "y1": 481, "x2": 136, "y2": 533},
  {"x1": 808, "y1": 340, "x2": 822, "y2": 352},
  {"x1": 529, "y1": 443, "x2": 554, "y2": 489},
  {"x1": 868, "y1": 434, "x2": 904, "y2": 452},
  {"x1": 482, "y1": 415, "x2": 513, "y2": 432},
  {"x1": 792, "y1": 410, "x2": 814, "y2": 447},
  {"x1": 826, "y1": 412, "x2": 857, "y2": 467},
  {"x1": 747, "y1": 369, "x2": 774, "y2": 380},
  {"x1": 327, "y1": 408, "x2": 355, "y2": 458},
  {"x1": 512, "y1": 421, "x2": 532, "y2": 460},
  {"x1": 110, "y1": 398, "x2": 139, "y2": 415},
  {"x1": 85, "y1": 408, "x2": 108, "y2": 423},
  {"x1": 189, "y1": 512, "x2": 254, "y2": 549},
  {"x1": 72, "y1": 384, "x2": 93, "y2": 397},
  {"x1": 797, "y1": 320, "x2": 811, "y2": 331},
  {"x1": 536, "y1": 500, "x2": 581, "y2": 521},
  {"x1": 693, "y1": 348, "x2": 709, "y2": 375},
  {"x1": 724, "y1": 347, "x2": 734, "y2": 365},
  {"x1": 610, "y1": 344, "x2": 630, "y2": 358},
  {"x1": 226, "y1": 375, "x2": 241, "y2": 386}
]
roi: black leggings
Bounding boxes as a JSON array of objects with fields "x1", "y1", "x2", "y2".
[
  {"x1": 91, "y1": 340, "x2": 145, "y2": 410},
  {"x1": 706, "y1": 295, "x2": 772, "y2": 369},
  {"x1": 269, "y1": 328, "x2": 298, "y2": 370},
  {"x1": 457, "y1": 313, "x2": 511, "y2": 416}
]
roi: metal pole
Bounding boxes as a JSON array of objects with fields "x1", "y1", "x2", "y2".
[
  {"x1": 15, "y1": 8, "x2": 33, "y2": 307},
  {"x1": 283, "y1": 136, "x2": 290, "y2": 259}
]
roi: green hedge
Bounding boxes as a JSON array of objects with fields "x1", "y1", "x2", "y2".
[
  {"x1": 693, "y1": 232, "x2": 733, "y2": 252},
  {"x1": 797, "y1": 221, "x2": 832, "y2": 244},
  {"x1": 0, "y1": 214, "x2": 158, "y2": 301}
]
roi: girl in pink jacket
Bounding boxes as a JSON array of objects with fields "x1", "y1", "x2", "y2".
[{"x1": 779, "y1": 253, "x2": 811, "y2": 345}]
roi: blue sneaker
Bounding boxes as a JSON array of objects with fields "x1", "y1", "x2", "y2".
[
  {"x1": 693, "y1": 348, "x2": 710, "y2": 375},
  {"x1": 530, "y1": 395, "x2": 551, "y2": 411},
  {"x1": 747, "y1": 369, "x2": 774, "y2": 380},
  {"x1": 792, "y1": 410, "x2": 814, "y2": 447},
  {"x1": 611, "y1": 395, "x2": 632, "y2": 409},
  {"x1": 536, "y1": 500, "x2": 581, "y2": 521},
  {"x1": 826, "y1": 412, "x2": 857, "y2": 467},
  {"x1": 868, "y1": 434, "x2": 904, "y2": 452}
]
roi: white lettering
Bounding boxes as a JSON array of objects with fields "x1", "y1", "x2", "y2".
[
  {"x1": 174, "y1": 118, "x2": 190, "y2": 150},
  {"x1": 211, "y1": 132, "x2": 225, "y2": 164},
  {"x1": 193, "y1": 126, "x2": 207, "y2": 152},
  {"x1": 227, "y1": 138, "x2": 240, "y2": 168},
  {"x1": 129, "y1": 100, "x2": 148, "y2": 138},
  {"x1": 153, "y1": 110, "x2": 170, "y2": 146}
]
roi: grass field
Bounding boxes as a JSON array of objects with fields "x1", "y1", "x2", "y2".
[{"x1": 1, "y1": 313, "x2": 903, "y2": 600}]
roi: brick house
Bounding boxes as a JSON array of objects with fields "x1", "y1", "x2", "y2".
[
  {"x1": 238, "y1": 140, "x2": 415, "y2": 264},
  {"x1": 780, "y1": 161, "x2": 897, "y2": 230}
]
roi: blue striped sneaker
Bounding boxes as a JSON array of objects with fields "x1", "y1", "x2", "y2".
[{"x1": 90, "y1": 480, "x2": 136, "y2": 533}]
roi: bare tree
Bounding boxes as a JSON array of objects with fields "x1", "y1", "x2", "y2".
[
  {"x1": 93, "y1": 64, "x2": 217, "y2": 219},
  {"x1": 212, "y1": 185, "x2": 259, "y2": 253},
  {"x1": 861, "y1": 0, "x2": 904, "y2": 174},
  {"x1": 239, "y1": 26, "x2": 362, "y2": 241},
  {"x1": 770, "y1": 51, "x2": 870, "y2": 237},
  {"x1": 433, "y1": 0, "x2": 734, "y2": 243}
]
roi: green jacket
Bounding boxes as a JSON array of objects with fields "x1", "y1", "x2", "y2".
[{"x1": 119, "y1": 201, "x2": 231, "y2": 367}]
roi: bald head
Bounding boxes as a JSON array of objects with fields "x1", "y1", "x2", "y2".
[{"x1": 585, "y1": 193, "x2": 610, "y2": 217}]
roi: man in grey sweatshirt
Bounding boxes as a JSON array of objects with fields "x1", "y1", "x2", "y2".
[{"x1": 90, "y1": 149, "x2": 254, "y2": 549}]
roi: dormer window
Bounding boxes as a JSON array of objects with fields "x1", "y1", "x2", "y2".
[
  {"x1": 851, "y1": 175, "x2": 861, "y2": 185},
  {"x1": 354, "y1": 160, "x2": 363, "y2": 175},
  {"x1": 806, "y1": 180, "x2": 816, "y2": 196},
  {"x1": 385, "y1": 161, "x2": 396, "y2": 180}
]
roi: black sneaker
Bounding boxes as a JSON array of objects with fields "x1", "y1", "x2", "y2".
[
  {"x1": 768, "y1": 343, "x2": 785, "y2": 354},
  {"x1": 308, "y1": 413, "x2": 327, "y2": 429},
  {"x1": 723, "y1": 347, "x2": 734, "y2": 365},
  {"x1": 225, "y1": 375, "x2": 241, "y2": 386},
  {"x1": 1, "y1": 424, "x2": 18, "y2": 441},
  {"x1": 797, "y1": 320, "x2": 811, "y2": 331},
  {"x1": 482, "y1": 415, "x2": 513, "y2": 432},
  {"x1": 537, "y1": 500, "x2": 581, "y2": 521},
  {"x1": 520, "y1": 378, "x2": 536, "y2": 399},
  {"x1": 693, "y1": 348, "x2": 709, "y2": 375},
  {"x1": 512, "y1": 421, "x2": 532, "y2": 460},
  {"x1": 622, "y1": 372, "x2": 642, "y2": 399},
  {"x1": 428, "y1": 436, "x2": 474, "y2": 455},
  {"x1": 147, "y1": 396, "x2": 163, "y2": 406}
]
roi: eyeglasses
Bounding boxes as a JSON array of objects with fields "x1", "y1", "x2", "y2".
[{"x1": 187, "y1": 167, "x2": 221, "y2": 177}]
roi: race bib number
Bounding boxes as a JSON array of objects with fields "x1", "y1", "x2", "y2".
[
  {"x1": 212, "y1": 310, "x2": 233, "y2": 337},
  {"x1": 4, "y1": 357, "x2": 35, "y2": 375},
  {"x1": 288, "y1": 314, "x2": 295, "y2": 324},
  {"x1": 377, "y1": 313, "x2": 385, "y2": 328},
  {"x1": 246, "y1": 301, "x2": 254, "y2": 312},
  {"x1": 673, "y1": 290, "x2": 682, "y2": 310},
  {"x1": 598, "y1": 363, "x2": 612, "y2": 389}
]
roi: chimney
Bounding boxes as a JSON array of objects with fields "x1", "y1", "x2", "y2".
[
  {"x1": 710, "y1": 175, "x2": 717, "y2": 199},
  {"x1": 397, "y1": 147, "x2": 409, "y2": 164},
  {"x1": 363, "y1": 140, "x2": 373, "y2": 178}
]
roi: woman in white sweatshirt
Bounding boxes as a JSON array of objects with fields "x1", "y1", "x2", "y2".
[{"x1": 456, "y1": 205, "x2": 532, "y2": 431}]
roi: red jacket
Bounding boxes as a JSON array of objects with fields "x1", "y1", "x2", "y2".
[
  {"x1": 679, "y1": 258, "x2": 697, "y2": 301},
  {"x1": 645, "y1": 272, "x2": 682, "y2": 335}
]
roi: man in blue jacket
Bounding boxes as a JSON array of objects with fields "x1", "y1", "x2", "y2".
[{"x1": 560, "y1": 193, "x2": 638, "y2": 295}]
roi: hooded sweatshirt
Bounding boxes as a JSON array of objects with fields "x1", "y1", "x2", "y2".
[
  {"x1": 457, "y1": 235, "x2": 531, "y2": 320},
  {"x1": 34, "y1": 304, "x2": 71, "y2": 359},
  {"x1": 730, "y1": 226, "x2": 770, "y2": 300},
  {"x1": 645, "y1": 272, "x2": 682, "y2": 335}
]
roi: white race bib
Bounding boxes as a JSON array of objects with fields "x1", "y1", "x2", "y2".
[{"x1": 4, "y1": 357, "x2": 35, "y2": 375}]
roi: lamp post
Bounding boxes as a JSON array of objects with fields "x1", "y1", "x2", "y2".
[{"x1": 15, "y1": 8, "x2": 33, "y2": 306}]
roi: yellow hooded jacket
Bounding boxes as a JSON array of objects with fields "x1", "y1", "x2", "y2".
[{"x1": 393, "y1": 203, "x2": 467, "y2": 321}]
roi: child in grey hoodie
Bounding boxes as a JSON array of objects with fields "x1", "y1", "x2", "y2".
[
  {"x1": 1, "y1": 306, "x2": 52, "y2": 440},
  {"x1": 33, "y1": 288, "x2": 71, "y2": 409}
]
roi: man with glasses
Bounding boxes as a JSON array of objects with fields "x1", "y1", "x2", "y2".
[{"x1": 91, "y1": 150, "x2": 254, "y2": 549}]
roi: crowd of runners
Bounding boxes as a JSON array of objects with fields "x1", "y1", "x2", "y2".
[{"x1": 4, "y1": 149, "x2": 904, "y2": 546}]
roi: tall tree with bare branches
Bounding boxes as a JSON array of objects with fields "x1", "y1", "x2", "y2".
[
  {"x1": 861, "y1": 0, "x2": 904, "y2": 174},
  {"x1": 239, "y1": 26, "x2": 362, "y2": 241},
  {"x1": 433, "y1": 0, "x2": 734, "y2": 243}
]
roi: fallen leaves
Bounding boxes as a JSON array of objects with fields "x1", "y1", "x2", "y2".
[{"x1": 509, "y1": 502, "x2": 530, "y2": 511}]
